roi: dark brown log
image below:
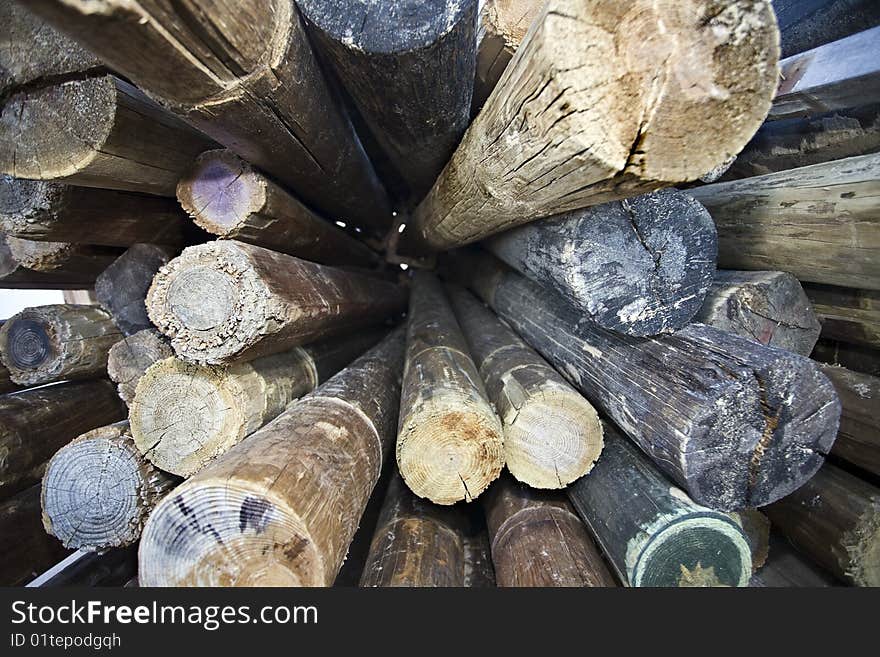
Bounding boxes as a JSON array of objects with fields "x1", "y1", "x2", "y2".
[
  {"x1": 447, "y1": 286, "x2": 602, "y2": 488},
  {"x1": 0, "y1": 379, "x2": 126, "y2": 499},
  {"x1": 485, "y1": 189, "x2": 718, "y2": 336},
  {"x1": 0, "y1": 485, "x2": 70, "y2": 586},
  {"x1": 0, "y1": 304, "x2": 122, "y2": 386},
  {"x1": 803, "y1": 283, "x2": 879, "y2": 350},
  {"x1": 138, "y1": 328, "x2": 405, "y2": 586},
  {"x1": 765, "y1": 462, "x2": 880, "y2": 587},
  {"x1": 463, "y1": 520, "x2": 496, "y2": 587},
  {"x1": 819, "y1": 364, "x2": 880, "y2": 478},
  {"x1": 0, "y1": 358, "x2": 19, "y2": 394},
  {"x1": 484, "y1": 474, "x2": 616, "y2": 587},
  {"x1": 773, "y1": 0, "x2": 880, "y2": 58},
  {"x1": 749, "y1": 532, "x2": 838, "y2": 587},
  {"x1": 146, "y1": 240, "x2": 407, "y2": 364},
  {"x1": 27, "y1": 546, "x2": 137, "y2": 587},
  {"x1": 812, "y1": 338, "x2": 880, "y2": 377},
  {"x1": 397, "y1": 272, "x2": 503, "y2": 505},
  {"x1": 0, "y1": 231, "x2": 116, "y2": 289},
  {"x1": 105, "y1": 329, "x2": 173, "y2": 407},
  {"x1": 695, "y1": 270, "x2": 822, "y2": 356}
]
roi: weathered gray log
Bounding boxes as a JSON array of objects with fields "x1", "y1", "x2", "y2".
[
  {"x1": 813, "y1": 339, "x2": 880, "y2": 378},
  {"x1": 819, "y1": 364, "x2": 880, "y2": 478},
  {"x1": 176, "y1": 150, "x2": 378, "y2": 267},
  {"x1": 95, "y1": 244, "x2": 175, "y2": 335},
  {"x1": 106, "y1": 329, "x2": 173, "y2": 407},
  {"x1": 568, "y1": 422, "x2": 752, "y2": 587},
  {"x1": 146, "y1": 240, "x2": 407, "y2": 364},
  {"x1": 773, "y1": 0, "x2": 880, "y2": 58},
  {"x1": 5, "y1": 235, "x2": 121, "y2": 280},
  {"x1": 456, "y1": 254, "x2": 841, "y2": 510},
  {"x1": 695, "y1": 270, "x2": 822, "y2": 356},
  {"x1": 689, "y1": 153, "x2": 880, "y2": 290},
  {"x1": 749, "y1": 532, "x2": 838, "y2": 587},
  {"x1": 129, "y1": 330, "x2": 386, "y2": 477},
  {"x1": 404, "y1": 0, "x2": 780, "y2": 252},
  {"x1": 0, "y1": 231, "x2": 110, "y2": 289},
  {"x1": 0, "y1": 379, "x2": 126, "y2": 499},
  {"x1": 765, "y1": 463, "x2": 880, "y2": 587},
  {"x1": 0, "y1": 485, "x2": 70, "y2": 586},
  {"x1": 138, "y1": 328, "x2": 405, "y2": 586},
  {"x1": 485, "y1": 474, "x2": 616, "y2": 587},
  {"x1": 447, "y1": 286, "x2": 602, "y2": 488},
  {"x1": 41, "y1": 421, "x2": 177, "y2": 550},
  {"x1": 26, "y1": 0, "x2": 392, "y2": 231},
  {"x1": 486, "y1": 189, "x2": 718, "y2": 336},
  {"x1": 397, "y1": 272, "x2": 503, "y2": 505},
  {"x1": 803, "y1": 283, "x2": 879, "y2": 350}
]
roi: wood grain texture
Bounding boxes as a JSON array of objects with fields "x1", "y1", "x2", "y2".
[
  {"x1": 405, "y1": 0, "x2": 780, "y2": 251},
  {"x1": 0, "y1": 485, "x2": 69, "y2": 586},
  {"x1": 5, "y1": 236, "x2": 121, "y2": 279},
  {"x1": 729, "y1": 508, "x2": 770, "y2": 570},
  {"x1": 138, "y1": 328, "x2": 405, "y2": 586},
  {"x1": 106, "y1": 329, "x2": 173, "y2": 406},
  {"x1": 146, "y1": 240, "x2": 407, "y2": 364},
  {"x1": 448, "y1": 285, "x2": 602, "y2": 488},
  {"x1": 819, "y1": 364, "x2": 880, "y2": 478},
  {"x1": 486, "y1": 189, "x2": 718, "y2": 336},
  {"x1": 1, "y1": 231, "x2": 114, "y2": 289},
  {"x1": 804, "y1": 283, "x2": 879, "y2": 350},
  {"x1": 749, "y1": 532, "x2": 837, "y2": 586},
  {"x1": 689, "y1": 153, "x2": 880, "y2": 290},
  {"x1": 773, "y1": 0, "x2": 880, "y2": 58}
]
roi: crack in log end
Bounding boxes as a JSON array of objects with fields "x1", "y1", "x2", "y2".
[
  {"x1": 748, "y1": 371, "x2": 780, "y2": 495},
  {"x1": 677, "y1": 562, "x2": 728, "y2": 587}
]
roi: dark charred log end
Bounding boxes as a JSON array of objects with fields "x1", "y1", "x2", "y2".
[{"x1": 4, "y1": 317, "x2": 54, "y2": 369}]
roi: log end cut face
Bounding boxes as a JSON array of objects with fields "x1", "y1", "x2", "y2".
[
  {"x1": 139, "y1": 483, "x2": 324, "y2": 587},
  {"x1": 0, "y1": 308, "x2": 63, "y2": 385},
  {"x1": 0, "y1": 175, "x2": 60, "y2": 234}
]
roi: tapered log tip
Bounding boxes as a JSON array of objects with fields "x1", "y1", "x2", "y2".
[
  {"x1": 5, "y1": 237, "x2": 71, "y2": 270},
  {"x1": 0, "y1": 176, "x2": 56, "y2": 228}
]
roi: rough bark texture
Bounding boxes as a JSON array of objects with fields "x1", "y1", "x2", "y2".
[
  {"x1": 485, "y1": 189, "x2": 718, "y2": 336},
  {"x1": 41, "y1": 421, "x2": 177, "y2": 550},
  {"x1": 130, "y1": 330, "x2": 386, "y2": 477},
  {"x1": 695, "y1": 270, "x2": 822, "y2": 356},
  {"x1": 765, "y1": 463, "x2": 880, "y2": 587},
  {"x1": 819, "y1": 364, "x2": 880, "y2": 478},
  {"x1": 804, "y1": 283, "x2": 879, "y2": 350},
  {"x1": 0, "y1": 379, "x2": 127, "y2": 500},
  {"x1": 773, "y1": 0, "x2": 880, "y2": 58},
  {"x1": 568, "y1": 423, "x2": 753, "y2": 587},
  {"x1": 448, "y1": 285, "x2": 602, "y2": 488},
  {"x1": 405, "y1": 0, "x2": 780, "y2": 251},
  {"x1": 0, "y1": 231, "x2": 112, "y2": 289},
  {"x1": 397, "y1": 272, "x2": 503, "y2": 505},
  {"x1": 146, "y1": 240, "x2": 407, "y2": 364},
  {"x1": 106, "y1": 329, "x2": 173, "y2": 406},
  {"x1": 138, "y1": 328, "x2": 405, "y2": 586},
  {"x1": 0, "y1": 485, "x2": 70, "y2": 586},
  {"x1": 5, "y1": 235, "x2": 121, "y2": 279},
  {"x1": 0, "y1": 304, "x2": 122, "y2": 387},
  {"x1": 749, "y1": 532, "x2": 837, "y2": 586},
  {"x1": 689, "y1": 153, "x2": 880, "y2": 290},
  {"x1": 484, "y1": 474, "x2": 616, "y2": 586}
]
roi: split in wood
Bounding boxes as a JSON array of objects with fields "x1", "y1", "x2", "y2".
[{"x1": 804, "y1": 283, "x2": 880, "y2": 350}]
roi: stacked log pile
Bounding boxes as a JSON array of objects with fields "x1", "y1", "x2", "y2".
[{"x1": 0, "y1": 0, "x2": 877, "y2": 589}]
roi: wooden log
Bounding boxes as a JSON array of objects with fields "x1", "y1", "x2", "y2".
[
  {"x1": 447, "y1": 286, "x2": 602, "y2": 488},
  {"x1": 397, "y1": 272, "x2": 503, "y2": 505},
  {"x1": 568, "y1": 422, "x2": 752, "y2": 587},
  {"x1": 0, "y1": 177, "x2": 190, "y2": 247},
  {"x1": 803, "y1": 283, "x2": 880, "y2": 350},
  {"x1": 5, "y1": 236, "x2": 121, "y2": 278},
  {"x1": 138, "y1": 328, "x2": 405, "y2": 586},
  {"x1": 130, "y1": 330, "x2": 386, "y2": 477},
  {"x1": 695, "y1": 270, "x2": 822, "y2": 356},
  {"x1": 689, "y1": 153, "x2": 880, "y2": 290},
  {"x1": 176, "y1": 150, "x2": 378, "y2": 267},
  {"x1": 26, "y1": 0, "x2": 392, "y2": 232},
  {"x1": 146, "y1": 240, "x2": 407, "y2": 364},
  {"x1": 0, "y1": 304, "x2": 122, "y2": 387},
  {"x1": 27, "y1": 546, "x2": 137, "y2": 588},
  {"x1": 0, "y1": 74, "x2": 214, "y2": 196},
  {"x1": 457, "y1": 254, "x2": 841, "y2": 510},
  {"x1": 484, "y1": 474, "x2": 616, "y2": 587},
  {"x1": 463, "y1": 521, "x2": 497, "y2": 587},
  {"x1": 765, "y1": 462, "x2": 880, "y2": 586},
  {"x1": 61, "y1": 290, "x2": 97, "y2": 305},
  {"x1": 729, "y1": 508, "x2": 771, "y2": 570},
  {"x1": 298, "y1": 0, "x2": 477, "y2": 201},
  {"x1": 773, "y1": 0, "x2": 880, "y2": 58},
  {"x1": 404, "y1": 0, "x2": 780, "y2": 252},
  {"x1": 0, "y1": 485, "x2": 70, "y2": 586},
  {"x1": 0, "y1": 231, "x2": 114, "y2": 289},
  {"x1": 485, "y1": 189, "x2": 718, "y2": 336},
  {"x1": 770, "y1": 26, "x2": 880, "y2": 121},
  {"x1": 813, "y1": 338, "x2": 880, "y2": 377},
  {"x1": 0, "y1": 379, "x2": 126, "y2": 499},
  {"x1": 749, "y1": 532, "x2": 837, "y2": 587},
  {"x1": 42, "y1": 421, "x2": 177, "y2": 550},
  {"x1": 106, "y1": 329, "x2": 173, "y2": 407},
  {"x1": 818, "y1": 364, "x2": 880, "y2": 478},
  {"x1": 95, "y1": 243, "x2": 175, "y2": 336},
  {"x1": 0, "y1": 359, "x2": 20, "y2": 394}
]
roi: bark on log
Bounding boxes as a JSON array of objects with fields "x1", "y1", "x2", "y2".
[
  {"x1": 26, "y1": 0, "x2": 392, "y2": 232},
  {"x1": 0, "y1": 74, "x2": 213, "y2": 196},
  {"x1": 765, "y1": 462, "x2": 880, "y2": 587},
  {"x1": 138, "y1": 328, "x2": 405, "y2": 586},
  {"x1": 130, "y1": 330, "x2": 387, "y2": 477},
  {"x1": 568, "y1": 422, "x2": 753, "y2": 587},
  {"x1": 819, "y1": 364, "x2": 880, "y2": 478},
  {"x1": 447, "y1": 286, "x2": 602, "y2": 488},
  {"x1": 106, "y1": 329, "x2": 173, "y2": 407},
  {"x1": 0, "y1": 177, "x2": 190, "y2": 247},
  {"x1": 484, "y1": 474, "x2": 616, "y2": 587},
  {"x1": 95, "y1": 244, "x2": 175, "y2": 336},
  {"x1": 405, "y1": 0, "x2": 780, "y2": 252},
  {"x1": 0, "y1": 485, "x2": 70, "y2": 586},
  {"x1": 0, "y1": 379, "x2": 126, "y2": 499},
  {"x1": 298, "y1": 0, "x2": 478, "y2": 201},
  {"x1": 397, "y1": 272, "x2": 503, "y2": 505},
  {"x1": 688, "y1": 153, "x2": 880, "y2": 290},
  {"x1": 749, "y1": 532, "x2": 837, "y2": 587},
  {"x1": 773, "y1": 0, "x2": 880, "y2": 58},
  {"x1": 0, "y1": 304, "x2": 122, "y2": 387},
  {"x1": 176, "y1": 150, "x2": 378, "y2": 267},
  {"x1": 42, "y1": 421, "x2": 177, "y2": 550},
  {"x1": 146, "y1": 240, "x2": 407, "y2": 364},
  {"x1": 803, "y1": 283, "x2": 879, "y2": 350},
  {"x1": 695, "y1": 270, "x2": 822, "y2": 356},
  {"x1": 485, "y1": 189, "x2": 718, "y2": 336},
  {"x1": 456, "y1": 254, "x2": 841, "y2": 510}
]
